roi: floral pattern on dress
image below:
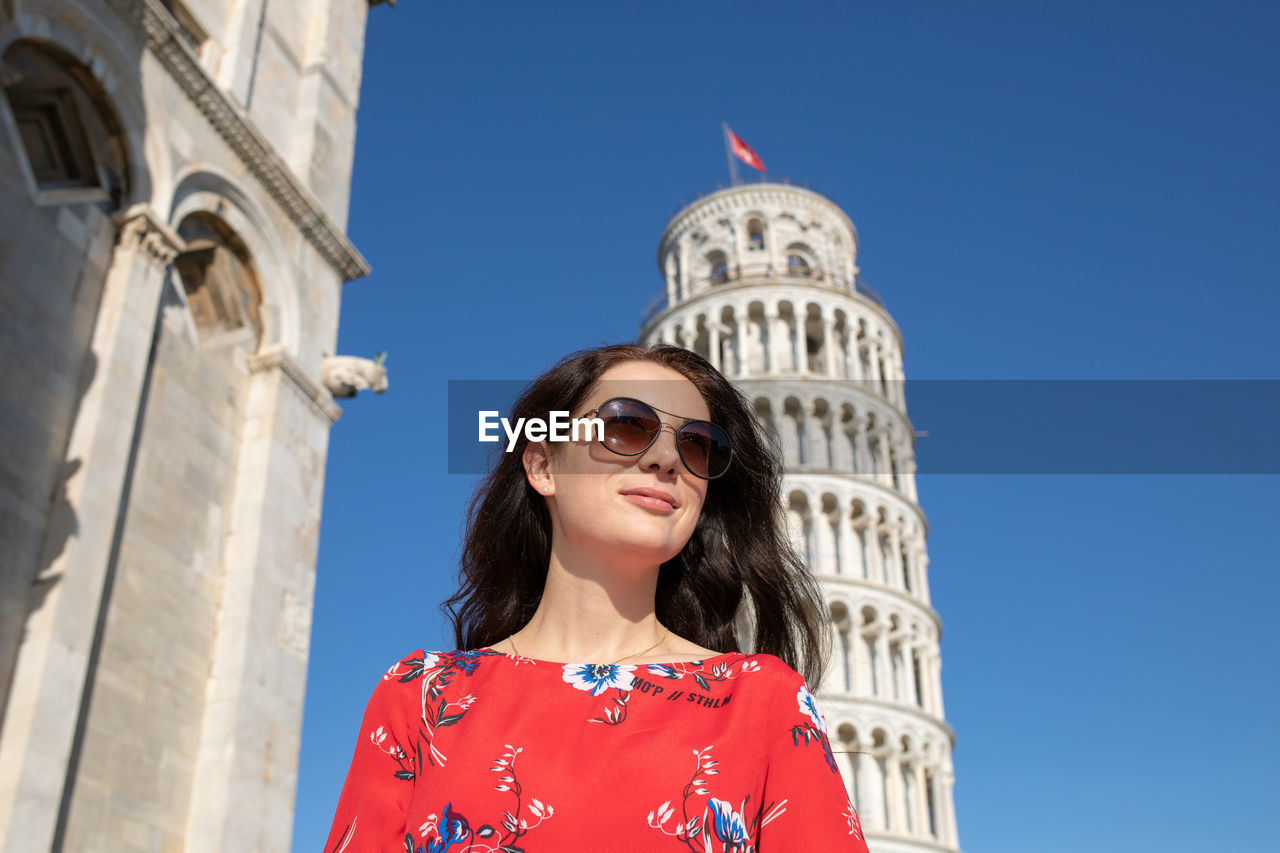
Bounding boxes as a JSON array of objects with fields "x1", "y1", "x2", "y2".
[
  {"x1": 561, "y1": 662, "x2": 637, "y2": 696},
  {"x1": 646, "y1": 655, "x2": 760, "y2": 693},
  {"x1": 646, "y1": 745, "x2": 787, "y2": 852},
  {"x1": 789, "y1": 684, "x2": 838, "y2": 774},
  {"x1": 843, "y1": 802, "x2": 865, "y2": 841},
  {"x1": 324, "y1": 650, "x2": 871, "y2": 853},
  {"x1": 378, "y1": 650, "x2": 499, "y2": 773},
  {"x1": 405, "y1": 744, "x2": 556, "y2": 853},
  {"x1": 582, "y1": 655, "x2": 759, "y2": 727}
]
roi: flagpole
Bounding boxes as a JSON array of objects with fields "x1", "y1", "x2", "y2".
[{"x1": 722, "y1": 122, "x2": 739, "y2": 186}]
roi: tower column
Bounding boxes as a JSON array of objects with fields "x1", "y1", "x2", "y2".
[
  {"x1": 734, "y1": 308, "x2": 751, "y2": 378},
  {"x1": 0, "y1": 207, "x2": 181, "y2": 853},
  {"x1": 848, "y1": 616, "x2": 861, "y2": 694},
  {"x1": 886, "y1": 519, "x2": 904, "y2": 590},
  {"x1": 806, "y1": 402, "x2": 828, "y2": 469},
  {"x1": 841, "y1": 329, "x2": 856, "y2": 379},
  {"x1": 707, "y1": 322, "x2": 722, "y2": 372},
  {"x1": 881, "y1": 348, "x2": 897, "y2": 407},
  {"x1": 916, "y1": 644, "x2": 932, "y2": 712},
  {"x1": 184, "y1": 346, "x2": 341, "y2": 853},
  {"x1": 833, "y1": 420, "x2": 852, "y2": 472},
  {"x1": 852, "y1": 518, "x2": 870, "y2": 579},
  {"x1": 919, "y1": 550, "x2": 932, "y2": 605},
  {"x1": 875, "y1": 430, "x2": 893, "y2": 488},
  {"x1": 867, "y1": 339, "x2": 883, "y2": 390},
  {"x1": 886, "y1": 748, "x2": 906, "y2": 833},
  {"x1": 765, "y1": 309, "x2": 785, "y2": 373},
  {"x1": 837, "y1": 506, "x2": 856, "y2": 578},
  {"x1": 823, "y1": 316, "x2": 839, "y2": 376},
  {"x1": 942, "y1": 769, "x2": 959, "y2": 846},
  {"x1": 904, "y1": 455, "x2": 919, "y2": 502},
  {"x1": 932, "y1": 652, "x2": 946, "y2": 717},
  {"x1": 891, "y1": 440, "x2": 907, "y2": 493},
  {"x1": 796, "y1": 313, "x2": 810, "y2": 376},
  {"x1": 911, "y1": 762, "x2": 929, "y2": 837},
  {"x1": 870, "y1": 518, "x2": 887, "y2": 585},
  {"x1": 926, "y1": 768, "x2": 942, "y2": 840},
  {"x1": 874, "y1": 627, "x2": 891, "y2": 698},
  {"x1": 852, "y1": 413, "x2": 870, "y2": 475},
  {"x1": 851, "y1": 334, "x2": 867, "y2": 381}
]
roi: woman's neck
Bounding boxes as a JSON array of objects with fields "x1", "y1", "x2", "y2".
[{"x1": 509, "y1": 545, "x2": 667, "y2": 664}]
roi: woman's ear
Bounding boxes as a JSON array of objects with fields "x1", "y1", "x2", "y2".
[{"x1": 522, "y1": 441, "x2": 555, "y2": 496}]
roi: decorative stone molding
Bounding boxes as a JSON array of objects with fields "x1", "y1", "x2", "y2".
[
  {"x1": 114, "y1": 0, "x2": 370, "y2": 282},
  {"x1": 248, "y1": 345, "x2": 343, "y2": 423},
  {"x1": 114, "y1": 203, "x2": 183, "y2": 267},
  {"x1": 659, "y1": 184, "x2": 858, "y2": 258}
]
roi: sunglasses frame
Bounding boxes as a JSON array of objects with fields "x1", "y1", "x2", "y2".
[{"x1": 582, "y1": 396, "x2": 735, "y2": 480}]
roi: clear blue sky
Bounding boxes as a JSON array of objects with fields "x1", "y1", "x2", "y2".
[{"x1": 291, "y1": 2, "x2": 1279, "y2": 851}]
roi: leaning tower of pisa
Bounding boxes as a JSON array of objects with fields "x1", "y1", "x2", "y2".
[{"x1": 639, "y1": 179, "x2": 960, "y2": 852}]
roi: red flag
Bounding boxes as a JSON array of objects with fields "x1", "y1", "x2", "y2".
[{"x1": 727, "y1": 127, "x2": 767, "y2": 172}]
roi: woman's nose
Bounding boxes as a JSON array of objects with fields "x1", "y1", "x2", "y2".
[{"x1": 638, "y1": 424, "x2": 682, "y2": 473}]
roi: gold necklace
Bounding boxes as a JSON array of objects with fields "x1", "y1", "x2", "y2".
[{"x1": 508, "y1": 626, "x2": 670, "y2": 665}]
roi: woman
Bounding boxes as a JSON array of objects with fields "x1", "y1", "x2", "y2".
[{"x1": 324, "y1": 343, "x2": 870, "y2": 852}]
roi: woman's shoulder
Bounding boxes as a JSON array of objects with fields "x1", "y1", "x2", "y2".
[
  {"x1": 727, "y1": 651, "x2": 806, "y2": 685},
  {"x1": 643, "y1": 651, "x2": 811, "y2": 705},
  {"x1": 366, "y1": 648, "x2": 506, "y2": 687},
  {"x1": 389, "y1": 647, "x2": 509, "y2": 672}
]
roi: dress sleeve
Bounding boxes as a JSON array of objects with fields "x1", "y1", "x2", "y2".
[
  {"x1": 755, "y1": 670, "x2": 870, "y2": 852},
  {"x1": 322, "y1": 652, "x2": 423, "y2": 852}
]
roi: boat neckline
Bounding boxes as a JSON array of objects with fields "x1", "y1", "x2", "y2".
[{"x1": 470, "y1": 647, "x2": 746, "y2": 668}]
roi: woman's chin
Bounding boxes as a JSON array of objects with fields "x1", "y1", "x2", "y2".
[{"x1": 588, "y1": 530, "x2": 688, "y2": 569}]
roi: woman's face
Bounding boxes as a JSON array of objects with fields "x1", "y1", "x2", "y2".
[{"x1": 525, "y1": 360, "x2": 712, "y2": 572}]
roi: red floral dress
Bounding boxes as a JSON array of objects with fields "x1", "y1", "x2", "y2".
[{"x1": 323, "y1": 649, "x2": 869, "y2": 852}]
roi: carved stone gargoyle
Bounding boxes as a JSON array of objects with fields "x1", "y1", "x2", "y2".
[{"x1": 321, "y1": 352, "x2": 388, "y2": 398}]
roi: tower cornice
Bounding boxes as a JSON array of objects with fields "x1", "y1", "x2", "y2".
[{"x1": 658, "y1": 182, "x2": 859, "y2": 266}]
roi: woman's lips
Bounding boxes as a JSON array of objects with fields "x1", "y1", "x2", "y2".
[{"x1": 621, "y1": 491, "x2": 676, "y2": 512}]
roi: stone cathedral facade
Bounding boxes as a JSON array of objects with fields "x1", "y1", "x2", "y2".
[
  {"x1": 640, "y1": 180, "x2": 961, "y2": 852},
  {"x1": 0, "y1": 1, "x2": 384, "y2": 850}
]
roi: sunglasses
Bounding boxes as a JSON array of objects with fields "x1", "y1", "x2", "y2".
[{"x1": 581, "y1": 397, "x2": 734, "y2": 480}]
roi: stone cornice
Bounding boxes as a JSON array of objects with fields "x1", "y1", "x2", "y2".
[
  {"x1": 114, "y1": 203, "x2": 184, "y2": 266},
  {"x1": 815, "y1": 572, "x2": 942, "y2": 635},
  {"x1": 643, "y1": 278, "x2": 904, "y2": 351},
  {"x1": 121, "y1": 0, "x2": 370, "y2": 282},
  {"x1": 659, "y1": 184, "x2": 860, "y2": 261},
  {"x1": 820, "y1": 693, "x2": 957, "y2": 746},
  {"x1": 248, "y1": 345, "x2": 343, "y2": 424}
]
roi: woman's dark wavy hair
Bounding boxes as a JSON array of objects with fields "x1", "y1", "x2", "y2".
[{"x1": 443, "y1": 343, "x2": 830, "y2": 685}]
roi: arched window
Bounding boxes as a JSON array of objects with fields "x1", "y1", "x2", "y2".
[
  {"x1": 747, "y1": 218, "x2": 765, "y2": 252},
  {"x1": 706, "y1": 249, "x2": 728, "y2": 284},
  {"x1": 785, "y1": 244, "x2": 814, "y2": 278},
  {"x1": 174, "y1": 213, "x2": 264, "y2": 347},
  {"x1": 786, "y1": 253, "x2": 811, "y2": 276},
  {"x1": 2, "y1": 40, "x2": 129, "y2": 206}
]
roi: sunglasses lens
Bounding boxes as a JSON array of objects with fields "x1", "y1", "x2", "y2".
[
  {"x1": 678, "y1": 422, "x2": 733, "y2": 479},
  {"x1": 592, "y1": 398, "x2": 733, "y2": 479},
  {"x1": 598, "y1": 399, "x2": 660, "y2": 454}
]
